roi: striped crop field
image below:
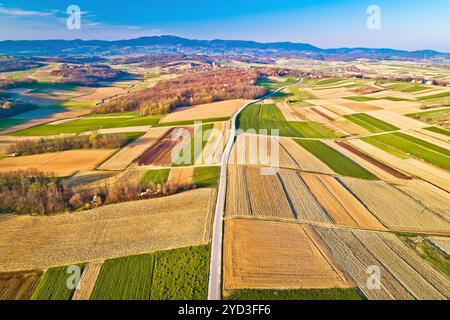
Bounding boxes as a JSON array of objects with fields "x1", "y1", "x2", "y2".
[
  {"x1": 295, "y1": 140, "x2": 377, "y2": 180},
  {"x1": 344, "y1": 113, "x2": 399, "y2": 133}
]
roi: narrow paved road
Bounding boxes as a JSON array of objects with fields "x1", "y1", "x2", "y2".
[{"x1": 207, "y1": 78, "x2": 303, "y2": 300}]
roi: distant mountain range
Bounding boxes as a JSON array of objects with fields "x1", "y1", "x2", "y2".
[{"x1": 0, "y1": 35, "x2": 449, "y2": 61}]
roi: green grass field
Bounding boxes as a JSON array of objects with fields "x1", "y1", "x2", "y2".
[
  {"x1": 90, "y1": 254, "x2": 155, "y2": 300},
  {"x1": 316, "y1": 78, "x2": 346, "y2": 86},
  {"x1": 0, "y1": 118, "x2": 27, "y2": 130},
  {"x1": 28, "y1": 82, "x2": 79, "y2": 93},
  {"x1": 193, "y1": 166, "x2": 220, "y2": 188},
  {"x1": 237, "y1": 104, "x2": 335, "y2": 138},
  {"x1": 225, "y1": 288, "x2": 365, "y2": 300},
  {"x1": 344, "y1": 113, "x2": 399, "y2": 133},
  {"x1": 425, "y1": 126, "x2": 450, "y2": 137},
  {"x1": 149, "y1": 245, "x2": 210, "y2": 300},
  {"x1": 299, "y1": 78, "x2": 320, "y2": 88},
  {"x1": 270, "y1": 90, "x2": 289, "y2": 103},
  {"x1": 119, "y1": 132, "x2": 145, "y2": 143},
  {"x1": 10, "y1": 114, "x2": 164, "y2": 136},
  {"x1": 272, "y1": 86, "x2": 316, "y2": 104},
  {"x1": 383, "y1": 82, "x2": 428, "y2": 93},
  {"x1": 344, "y1": 96, "x2": 378, "y2": 102},
  {"x1": 31, "y1": 265, "x2": 83, "y2": 300},
  {"x1": 59, "y1": 100, "x2": 97, "y2": 110},
  {"x1": 90, "y1": 245, "x2": 210, "y2": 300},
  {"x1": 87, "y1": 111, "x2": 139, "y2": 117},
  {"x1": 407, "y1": 108, "x2": 450, "y2": 128},
  {"x1": 361, "y1": 136, "x2": 409, "y2": 159},
  {"x1": 295, "y1": 139, "x2": 377, "y2": 180},
  {"x1": 382, "y1": 96, "x2": 413, "y2": 102},
  {"x1": 363, "y1": 132, "x2": 450, "y2": 170},
  {"x1": 418, "y1": 92, "x2": 450, "y2": 101},
  {"x1": 140, "y1": 169, "x2": 170, "y2": 186},
  {"x1": 394, "y1": 132, "x2": 450, "y2": 157},
  {"x1": 256, "y1": 77, "x2": 297, "y2": 91}
]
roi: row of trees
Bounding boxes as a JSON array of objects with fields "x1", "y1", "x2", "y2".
[
  {"x1": 0, "y1": 59, "x2": 43, "y2": 72},
  {"x1": 7, "y1": 133, "x2": 129, "y2": 156},
  {"x1": 97, "y1": 68, "x2": 267, "y2": 115},
  {"x1": 0, "y1": 169, "x2": 196, "y2": 215},
  {"x1": 110, "y1": 54, "x2": 212, "y2": 68},
  {"x1": 51, "y1": 64, "x2": 124, "y2": 86}
]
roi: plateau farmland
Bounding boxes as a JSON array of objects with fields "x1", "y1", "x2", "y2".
[{"x1": 1, "y1": 47, "x2": 450, "y2": 302}]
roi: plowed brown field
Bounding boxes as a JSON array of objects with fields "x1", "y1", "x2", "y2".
[
  {"x1": 99, "y1": 127, "x2": 170, "y2": 170},
  {"x1": 0, "y1": 270, "x2": 43, "y2": 300},
  {"x1": 133, "y1": 127, "x2": 193, "y2": 167}
]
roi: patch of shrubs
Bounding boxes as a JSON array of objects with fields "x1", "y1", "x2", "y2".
[{"x1": 0, "y1": 170, "x2": 196, "y2": 215}]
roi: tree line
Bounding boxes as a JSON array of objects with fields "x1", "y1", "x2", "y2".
[
  {"x1": 97, "y1": 68, "x2": 267, "y2": 115},
  {"x1": 7, "y1": 133, "x2": 129, "y2": 156},
  {"x1": 51, "y1": 64, "x2": 124, "y2": 86},
  {"x1": 0, "y1": 169, "x2": 195, "y2": 215}
]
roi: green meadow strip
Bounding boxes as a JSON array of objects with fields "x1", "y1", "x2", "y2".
[
  {"x1": 140, "y1": 169, "x2": 170, "y2": 186},
  {"x1": 392, "y1": 132, "x2": 450, "y2": 157},
  {"x1": 90, "y1": 254, "x2": 155, "y2": 300},
  {"x1": 365, "y1": 133, "x2": 450, "y2": 170},
  {"x1": 361, "y1": 136, "x2": 409, "y2": 159},
  {"x1": 173, "y1": 123, "x2": 214, "y2": 166},
  {"x1": 0, "y1": 118, "x2": 27, "y2": 130},
  {"x1": 193, "y1": 166, "x2": 220, "y2": 188},
  {"x1": 425, "y1": 126, "x2": 450, "y2": 137},
  {"x1": 295, "y1": 139, "x2": 377, "y2": 180},
  {"x1": 10, "y1": 114, "x2": 163, "y2": 136},
  {"x1": 225, "y1": 288, "x2": 365, "y2": 300},
  {"x1": 237, "y1": 104, "x2": 335, "y2": 138},
  {"x1": 344, "y1": 113, "x2": 399, "y2": 133},
  {"x1": 90, "y1": 245, "x2": 210, "y2": 300},
  {"x1": 31, "y1": 264, "x2": 84, "y2": 300}
]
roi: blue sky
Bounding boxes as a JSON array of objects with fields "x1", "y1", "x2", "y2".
[{"x1": 0, "y1": 0, "x2": 449, "y2": 51}]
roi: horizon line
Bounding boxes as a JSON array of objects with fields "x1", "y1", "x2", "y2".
[{"x1": 0, "y1": 35, "x2": 448, "y2": 55}]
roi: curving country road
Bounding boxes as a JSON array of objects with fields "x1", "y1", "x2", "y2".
[{"x1": 207, "y1": 78, "x2": 303, "y2": 300}]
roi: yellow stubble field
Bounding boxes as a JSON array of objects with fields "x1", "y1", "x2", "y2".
[{"x1": 223, "y1": 219, "x2": 352, "y2": 291}]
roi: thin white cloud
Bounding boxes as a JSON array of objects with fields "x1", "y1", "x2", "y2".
[
  {"x1": 0, "y1": 7, "x2": 53, "y2": 17},
  {"x1": 124, "y1": 25, "x2": 142, "y2": 30}
]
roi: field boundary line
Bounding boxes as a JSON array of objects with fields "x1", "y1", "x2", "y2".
[{"x1": 207, "y1": 78, "x2": 303, "y2": 300}]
